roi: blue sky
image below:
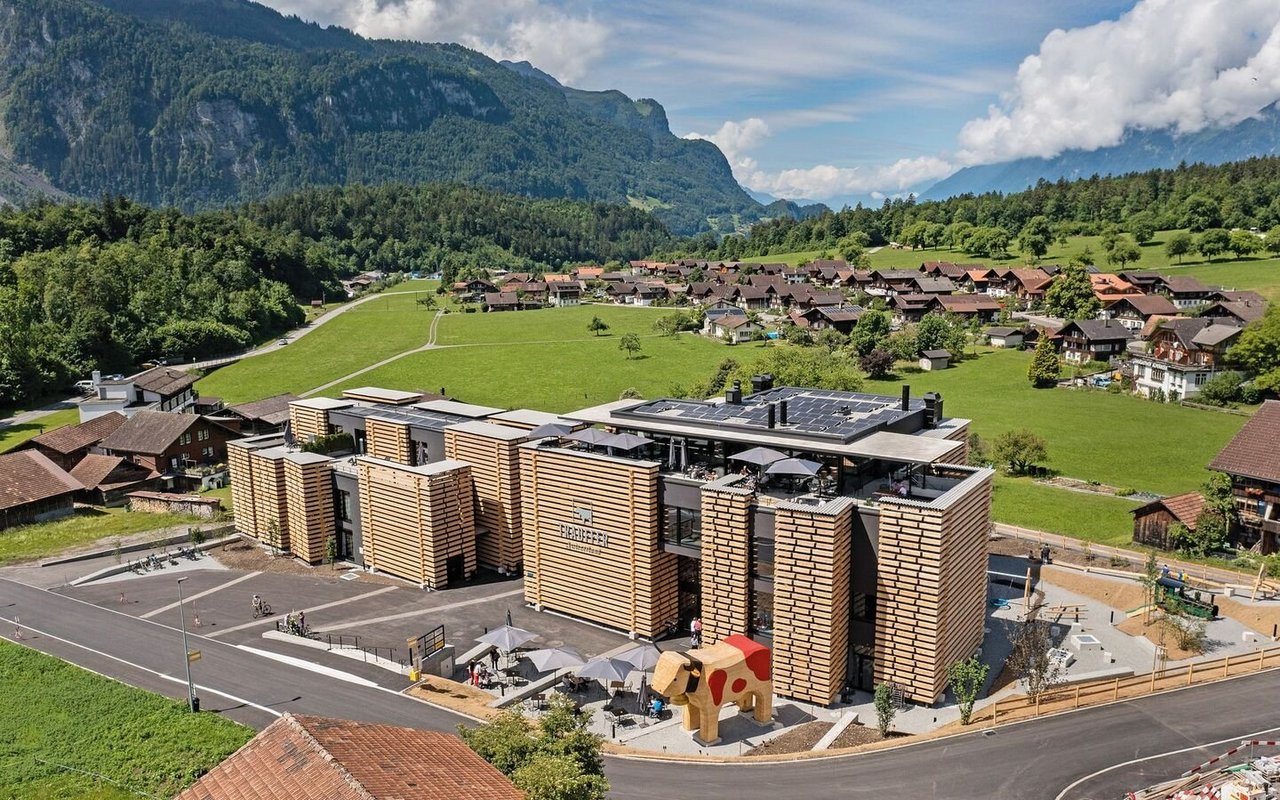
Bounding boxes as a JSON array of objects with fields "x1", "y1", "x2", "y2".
[{"x1": 260, "y1": 0, "x2": 1280, "y2": 203}]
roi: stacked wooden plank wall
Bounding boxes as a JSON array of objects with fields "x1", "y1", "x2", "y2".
[
  {"x1": 445, "y1": 428, "x2": 525, "y2": 574},
  {"x1": 289, "y1": 405, "x2": 328, "y2": 442},
  {"x1": 419, "y1": 465, "x2": 477, "y2": 588},
  {"x1": 284, "y1": 456, "x2": 335, "y2": 564},
  {"x1": 357, "y1": 458, "x2": 476, "y2": 589},
  {"x1": 874, "y1": 471, "x2": 991, "y2": 703},
  {"x1": 227, "y1": 441, "x2": 258, "y2": 536},
  {"x1": 698, "y1": 482, "x2": 753, "y2": 644},
  {"x1": 772, "y1": 498, "x2": 854, "y2": 705},
  {"x1": 366, "y1": 418, "x2": 411, "y2": 464},
  {"x1": 520, "y1": 446, "x2": 677, "y2": 637},
  {"x1": 940, "y1": 421, "x2": 970, "y2": 464},
  {"x1": 245, "y1": 449, "x2": 290, "y2": 551}
]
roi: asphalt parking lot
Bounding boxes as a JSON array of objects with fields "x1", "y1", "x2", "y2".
[{"x1": 55, "y1": 559, "x2": 632, "y2": 689}]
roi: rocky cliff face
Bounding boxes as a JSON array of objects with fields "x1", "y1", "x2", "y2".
[{"x1": 0, "y1": 0, "x2": 764, "y2": 232}]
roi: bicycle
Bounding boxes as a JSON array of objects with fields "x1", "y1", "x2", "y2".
[{"x1": 251, "y1": 599, "x2": 273, "y2": 619}]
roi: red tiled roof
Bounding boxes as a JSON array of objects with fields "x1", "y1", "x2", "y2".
[
  {"x1": 176, "y1": 714, "x2": 523, "y2": 800},
  {"x1": 1209, "y1": 400, "x2": 1280, "y2": 484},
  {"x1": 28, "y1": 412, "x2": 127, "y2": 455},
  {"x1": 0, "y1": 450, "x2": 82, "y2": 511},
  {"x1": 1133, "y1": 491, "x2": 1205, "y2": 529}
]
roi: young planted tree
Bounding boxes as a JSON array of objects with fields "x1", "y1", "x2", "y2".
[
  {"x1": 1026, "y1": 337, "x2": 1060, "y2": 388},
  {"x1": 587, "y1": 316, "x2": 609, "y2": 337},
  {"x1": 947, "y1": 656, "x2": 990, "y2": 725},
  {"x1": 618, "y1": 332, "x2": 642, "y2": 359},
  {"x1": 873, "y1": 682, "x2": 897, "y2": 737},
  {"x1": 325, "y1": 535, "x2": 337, "y2": 570},
  {"x1": 1006, "y1": 618, "x2": 1063, "y2": 699}
]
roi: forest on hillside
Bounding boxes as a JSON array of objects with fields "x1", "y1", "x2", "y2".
[
  {"x1": 0, "y1": 183, "x2": 672, "y2": 405},
  {"x1": 674, "y1": 156, "x2": 1280, "y2": 261}
]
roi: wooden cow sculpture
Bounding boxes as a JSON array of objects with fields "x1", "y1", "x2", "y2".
[{"x1": 651, "y1": 634, "x2": 772, "y2": 744}]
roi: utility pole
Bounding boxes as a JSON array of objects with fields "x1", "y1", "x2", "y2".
[{"x1": 177, "y1": 577, "x2": 199, "y2": 712}]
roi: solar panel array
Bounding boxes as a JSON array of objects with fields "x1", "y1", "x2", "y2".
[
  {"x1": 339, "y1": 404, "x2": 472, "y2": 432},
  {"x1": 622, "y1": 387, "x2": 924, "y2": 441}
]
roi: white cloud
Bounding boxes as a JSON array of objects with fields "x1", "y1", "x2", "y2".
[
  {"x1": 957, "y1": 0, "x2": 1280, "y2": 164},
  {"x1": 259, "y1": 0, "x2": 608, "y2": 83},
  {"x1": 684, "y1": 118, "x2": 771, "y2": 172},
  {"x1": 743, "y1": 157, "x2": 957, "y2": 200}
]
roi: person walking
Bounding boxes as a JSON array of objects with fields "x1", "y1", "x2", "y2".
[
  {"x1": 488, "y1": 648, "x2": 499, "y2": 671},
  {"x1": 690, "y1": 616, "x2": 703, "y2": 647}
]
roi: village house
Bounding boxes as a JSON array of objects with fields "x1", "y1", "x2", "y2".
[
  {"x1": 705, "y1": 313, "x2": 762, "y2": 343},
  {"x1": 1089, "y1": 273, "x2": 1142, "y2": 304},
  {"x1": 1102, "y1": 294, "x2": 1180, "y2": 331},
  {"x1": 0, "y1": 450, "x2": 83, "y2": 529},
  {"x1": 80, "y1": 366, "x2": 199, "y2": 421},
  {"x1": 221, "y1": 394, "x2": 300, "y2": 435},
  {"x1": 1128, "y1": 317, "x2": 1243, "y2": 400},
  {"x1": 1131, "y1": 491, "x2": 1205, "y2": 551},
  {"x1": 99, "y1": 410, "x2": 238, "y2": 489},
  {"x1": 1054, "y1": 318, "x2": 1133, "y2": 365},
  {"x1": 1208, "y1": 400, "x2": 1280, "y2": 553},
  {"x1": 1006, "y1": 268, "x2": 1055, "y2": 305},
  {"x1": 929, "y1": 294, "x2": 1001, "y2": 323},
  {"x1": 548, "y1": 281, "x2": 582, "y2": 307},
  {"x1": 69, "y1": 454, "x2": 154, "y2": 506},
  {"x1": 984, "y1": 326, "x2": 1024, "y2": 348},
  {"x1": 1196, "y1": 298, "x2": 1266, "y2": 327},
  {"x1": 868, "y1": 269, "x2": 926, "y2": 296},
  {"x1": 920, "y1": 261, "x2": 969, "y2": 280},
  {"x1": 959, "y1": 267, "x2": 998, "y2": 294},
  {"x1": 20, "y1": 411, "x2": 126, "y2": 471},
  {"x1": 450, "y1": 278, "x2": 498, "y2": 304},
  {"x1": 1152, "y1": 275, "x2": 1214, "y2": 309},
  {"x1": 793, "y1": 305, "x2": 863, "y2": 334},
  {"x1": 890, "y1": 293, "x2": 933, "y2": 325},
  {"x1": 482, "y1": 291, "x2": 523, "y2": 312}
]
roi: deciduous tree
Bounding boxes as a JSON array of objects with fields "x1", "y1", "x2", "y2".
[
  {"x1": 587, "y1": 316, "x2": 609, "y2": 336},
  {"x1": 859, "y1": 348, "x2": 895, "y2": 379},
  {"x1": 1043, "y1": 263, "x2": 1100, "y2": 320},
  {"x1": 1017, "y1": 215, "x2": 1052, "y2": 262},
  {"x1": 947, "y1": 656, "x2": 990, "y2": 725},
  {"x1": 1006, "y1": 619, "x2": 1063, "y2": 699},
  {"x1": 1228, "y1": 229, "x2": 1262, "y2": 258},
  {"x1": 1196, "y1": 228, "x2": 1230, "y2": 262},
  {"x1": 991, "y1": 429, "x2": 1048, "y2": 475},
  {"x1": 618, "y1": 332, "x2": 642, "y2": 358},
  {"x1": 1165, "y1": 231, "x2": 1194, "y2": 263},
  {"x1": 874, "y1": 682, "x2": 896, "y2": 737}
]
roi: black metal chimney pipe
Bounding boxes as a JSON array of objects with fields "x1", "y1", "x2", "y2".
[
  {"x1": 779, "y1": 400, "x2": 788, "y2": 425},
  {"x1": 901, "y1": 384, "x2": 910, "y2": 411},
  {"x1": 766, "y1": 403, "x2": 776, "y2": 429}
]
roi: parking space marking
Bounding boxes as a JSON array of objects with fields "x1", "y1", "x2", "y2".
[
  {"x1": 205, "y1": 585, "x2": 399, "y2": 638},
  {"x1": 140, "y1": 571, "x2": 262, "y2": 619},
  {"x1": 314, "y1": 587, "x2": 525, "y2": 632}
]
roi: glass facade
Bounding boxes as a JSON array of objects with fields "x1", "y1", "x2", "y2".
[{"x1": 662, "y1": 505, "x2": 702, "y2": 548}]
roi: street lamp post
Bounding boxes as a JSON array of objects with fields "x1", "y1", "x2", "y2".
[{"x1": 176, "y1": 577, "x2": 198, "y2": 712}]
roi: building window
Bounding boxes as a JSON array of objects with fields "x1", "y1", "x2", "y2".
[
  {"x1": 197, "y1": 428, "x2": 209, "y2": 441},
  {"x1": 662, "y1": 506, "x2": 702, "y2": 548},
  {"x1": 179, "y1": 433, "x2": 191, "y2": 445},
  {"x1": 852, "y1": 592, "x2": 876, "y2": 621},
  {"x1": 201, "y1": 446, "x2": 213, "y2": 459},
  {"x1": 753, "y1": 538, "x2": 774, "y2": 580},
  {"x1": 336, "y1": 490, "x2": 352, "y2": 522},
  {"x1": 751, "y1": 589, "x2": 774, "y2": 640}
]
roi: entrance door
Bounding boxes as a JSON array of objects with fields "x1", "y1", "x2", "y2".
[
  {"x1": 677, "y1": 556, "x2": 701, "y2": 630},
  {"x1": 446, "y1": 555, "x2": 466, "y2": 585},
  {"x1": 851, "y1": 646, "x2": 875, "y2": 692}
]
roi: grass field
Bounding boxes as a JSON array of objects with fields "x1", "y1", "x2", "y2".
[
  {"x1": 0, "y1": 641, "x2": 252, "y2": 799},
  {"x1": 0, "y1": 510, "x2": 203, "y2": 567},
  {"x1": 870, "y1": 348, "x2": 1245, "y2": 495},
  {"x1": 992, "y1": 477, "x2": 1140, "y2": 546},
  {"x1": 0, "y1": 407, "x2": 81, "y2": 454},
  {"x1": 196, "y1": 292, "x2": 440, "y2": 404},
  {"x1": 338, "y1": 306, "x2": 765, "y2": 412}
]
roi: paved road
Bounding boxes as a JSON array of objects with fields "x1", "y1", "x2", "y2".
[
  {"x1": 0, "y1": 396, "x2": 82, "y2": 429},
  {"x1": 3, "y1": 577, "x2": 1279, "y2": 799}
]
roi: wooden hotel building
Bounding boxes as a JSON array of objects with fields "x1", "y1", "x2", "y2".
[{"x1": 228, "y1": 379, "x2": 994, "y2": 706}]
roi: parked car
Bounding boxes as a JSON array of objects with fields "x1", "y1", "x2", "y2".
[
  {"x1": 277, "y1": 339, "x2": 289, "y2": 346},
  {"x1": 73, "y1": 380, "x2": 95, "y2": 394}
]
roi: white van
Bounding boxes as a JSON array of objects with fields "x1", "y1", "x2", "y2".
[{"x1": 74, "y1": 380, "x2": 95, "y2": 394}]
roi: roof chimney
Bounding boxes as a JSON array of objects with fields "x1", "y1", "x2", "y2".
[
  {"x1": 726, "y1": 380, "x2": 742, "y2": 405},
  {"x1": 778, "y1": 399, "x2": 788, "y2": 426},
  {"x1": 766, "y1": 403, "x2": 776, "y2": 429},
  {"x1": 901, "y1": 384, "x2": 911, "y2": 412}
]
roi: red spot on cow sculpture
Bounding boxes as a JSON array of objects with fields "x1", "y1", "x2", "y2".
[
  {"x1": 707, "y1": 669, "x2": 727, "y2": 706},
  {"x1": 723, "y1": 634, "x2": 772, "y2": 681},
  {"x1": 731, "y1": 677, "x2": 747, "y2": 693}
]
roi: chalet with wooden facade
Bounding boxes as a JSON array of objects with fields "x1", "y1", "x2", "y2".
[
  {"x1": 1208, "y1": 400, "x2": 1280, "y2": 553},
  {"x1": 1054, "y1": 319, "x2": 1133, "y2": 365},
  {"x1": 1128, "y1": 317, "x2": 1242, "y2": 400}
]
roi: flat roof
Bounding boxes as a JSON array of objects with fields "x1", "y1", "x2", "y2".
[
  {"x1": 842, "y1": 432, "x2": 962, "y2": 464},
  {"x1": 486, "y1": 409, "x2": 569, "y2": 428},
  {"x1": 341, "y1": 386, "x2": 422, "y2": 405},
  {"x1": 413, "y1": 399, "x2": 504, "y2": 418},
  {"x1": 356, "y1": 456, "x2": 470, "y2": 477},
  {"x1": 291, "y1": 397, "x2": 354, "y2": 411},
  {"x1": 445, "y1": 420, "x2": 530, "y2": 441},
  {"x1": 336, "y1": 404, "x2": 470, "y2": 432},
  {"x1": 284, "y1": 451, "x2": 333, "y2": 466}
]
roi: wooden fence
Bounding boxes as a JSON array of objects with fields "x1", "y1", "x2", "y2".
[{"x1": 983, "y1": 644, "x2": 1280, "y2": 726}]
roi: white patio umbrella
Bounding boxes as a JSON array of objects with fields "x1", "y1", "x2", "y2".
[
  {"x1": 729, "y1": 446, "x2": 788, "y2": 467},
  {"x1": 615, "y1": 643, "x2": 662, "y2": 673},
  {"x1": 575, "y1": 656, "x2": 634, "y2": 687},
  {"x1": 526, "y1": 645, "x2": 587, "y2": 673},
  {"x1": 765, "y1": 457, "x2": 824, "y2": 477},
  {"x1": 477, "y1": 624, "x2": 539, "y2": 652}
]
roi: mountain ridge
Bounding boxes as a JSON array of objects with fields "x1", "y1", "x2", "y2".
[{"x1": 0, "y1": 0, "x2": 766, "y2": 233}]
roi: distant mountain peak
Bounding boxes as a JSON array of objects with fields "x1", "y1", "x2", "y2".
[
  {"x1": 923, "y1": 103, "x2": 1280, "y2": 199},
  {"x1": 499, "y1": 59, "x2": 562, "y2": 88}
]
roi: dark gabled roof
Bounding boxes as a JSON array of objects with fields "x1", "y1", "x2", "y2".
[
  {"x1": 1161, "y1": 275, "x2": 1211, "y2": 293},
  {"x1": 1132, "y1": 491, "x2": 1205, "y2": 529},
  {"x1": 1200, "y1": 300, "x2": 1266, "y2": 325},
  {"x1": 920, "y1": 349, "x2": 952, "y2": 359},
  {"x1": 99, "y1": 410, "x2": 203, "y2": 455},
  {"x1": 1058, "y1": 318, "x2": 1134, "y2": 341},
  {"x1": 27, "y1": 412, "x2": 127, "y2": 455},
  {"x1": 1207, "y1": 289, "x2": 1266, "y2": 305},
  {"x1": 132, "y1": 366, "x2": 196, "y2": 397},
  {"x1": 872, "y1": 269, "x2": 923, "y2": 281},
  {"x1": 934, "y1": 295, "x2": 1001, "y2": 312},
  {"x1": 0, "y1": 450, "x2": 82, "y2": 510},
  {"x1": 228, "y1": 394, "x2": 300, "y2": 426},
  {"x1": 175, "y1": 713, "x2": 522, "y2": 800},
  {"x1": 1209, "y1": 400, "x2": 1280, "y2": 484},
  {"x1": 1106, "y1": 294, "x2": 1178, "y2": 317},
  {"x1": 68, "y1": 453, "x2": 152, "y2": 490},
  {"x1": 913, "y1": 277, "x2": 956, "y2": 293},
  {"x1": 483, "y1": 291, "x2": 521, "y2": 306},
  {"x1": 891, "y1": 293, "x2": 933, "y2": 309},
  {"x1": 985, "y1": 326, "x2": 1020, "y2": 337},
  {"x1": 813, "y1": 305, "x2": 863, "y2": 323}
]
